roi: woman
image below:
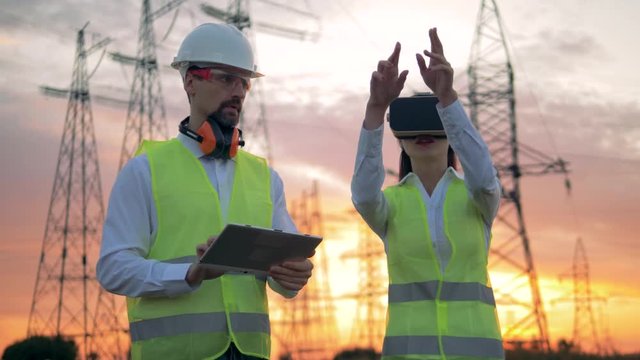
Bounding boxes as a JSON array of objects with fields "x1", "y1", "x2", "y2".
[{"x1": 351, "y1": 28, "x2": 504, "y2": 359}]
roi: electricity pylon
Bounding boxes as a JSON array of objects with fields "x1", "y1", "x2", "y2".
[
  {"x1": 467, "y1": 0, "x2": 569, "y2": 351},
  {"x1": 271, "y1": 181, "x2": 338, "y2": 360},
  {"x1": 552, "y1": 238, "x2": 617, "y2": 355},
  {"x1": 571, "y1": 238, "x2": 602, "y2": 354},
  {"x1": 110, "y1": 0, "x2": 186, "y2": 169},
  {"x1": 100, "y1": 1, "x2": 187, "y2": 355},
  {"x1": 28, "y1": 23, "x2": 124, "y2": 360},
  {"x1": 201, "y1": 0, "x2": 320, "y2": 162},
  {"x1": 341, "y1": 213, "x2": 387, "y2": 351}
]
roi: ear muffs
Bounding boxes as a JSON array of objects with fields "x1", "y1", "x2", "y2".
[
  {"x1": 229, "y1": 127, "x2": 241, "y2": 158},
  {"x1": 196, "y1": 121, "x2": 217, "y2": 154},
  {"x1": 179, "y1": 117, "x2": 244, "y2": 159},
  {"x1": 208, "y1": 120, "x2": 226, "y2": 158}
]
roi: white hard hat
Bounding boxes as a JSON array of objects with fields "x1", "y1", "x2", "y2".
[{"x1": 171, "y1": 23, "x2": 263, "y2": 78}]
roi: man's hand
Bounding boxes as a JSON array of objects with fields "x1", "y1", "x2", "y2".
[
  {"x1": 269, "y1": 258, "x2": 314, "y2": 291},
  {"x1": 364, "y1": 42, "x2": 409, "y2": 130},
  {"x1": 416, "y1": 27, "x2": 457, "y2": 107},
  {"x1": 186, "y1": 236, "x2": 224, "y2": 287}
]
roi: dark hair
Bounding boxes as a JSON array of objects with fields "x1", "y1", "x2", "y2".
[{"x1": 399, "y1": 146, "x2": 457, "y2": 181}]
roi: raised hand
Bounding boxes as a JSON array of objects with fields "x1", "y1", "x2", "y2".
[
  {"x1": 364, "y1": 42, "x2": 409, "y2": 129},
  {"x1": 416, "y1": 28, "x2": 457, "y2": 107}
]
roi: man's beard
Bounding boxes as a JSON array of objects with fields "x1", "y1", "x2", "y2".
[{"x1": 210, "y1": 99, "x2": 242, "y2": 128}]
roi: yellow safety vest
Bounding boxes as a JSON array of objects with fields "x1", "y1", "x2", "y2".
[
  {"x1": 382, "y1": 177, "x2": 504, "y2": 360},
  {"x1": 127, "y1": 139, "x2": 273, "y2": 359}
]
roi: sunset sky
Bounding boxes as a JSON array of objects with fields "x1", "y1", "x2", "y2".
[{"x1": 1, "y1": 0, "x2": 639, "y2": 356}]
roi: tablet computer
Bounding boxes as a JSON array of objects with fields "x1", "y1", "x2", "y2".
[{"x1": 199, "y1": 223, "x2": 322, "y2": 276}]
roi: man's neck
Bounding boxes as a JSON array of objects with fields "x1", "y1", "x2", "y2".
[{"x1": 188, "y1": 111, "x2": 207, "y2": 130}]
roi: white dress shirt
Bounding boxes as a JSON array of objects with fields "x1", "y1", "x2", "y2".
[
  {"x1": 97, "y1": 133, "x2": 297, "y2": 298},
  {"x1": 351, "y1": 99, "x2": 501, "y2": 273}
]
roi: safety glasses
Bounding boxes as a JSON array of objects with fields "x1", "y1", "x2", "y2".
[{"x1": 188, "y1": 67, "x2": 252, "y2": 91}]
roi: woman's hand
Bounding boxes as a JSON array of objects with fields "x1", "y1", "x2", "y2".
[
  {"x1": 416, "y1": 28, "x2": 458, "y2": 107},
  {"x1": 364, "y1": 42, "x2": 409, "y2": 130}
]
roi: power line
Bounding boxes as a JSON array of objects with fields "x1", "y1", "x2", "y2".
[
  {"x1": 0, "y1": 8, "x2": 69, "y2": 43},
  {"x1": 327, "y1": 0, "x2": 421, "y2": 94},
  {"x1": 200, "y1": 0, "x2": 322, "y2": 163},
  {"x1": 500, "y1": 16, "x2": 562, "y2": 159},
  {"x1": 561, "y1": 151, "x2": 640, "y2": 164}
]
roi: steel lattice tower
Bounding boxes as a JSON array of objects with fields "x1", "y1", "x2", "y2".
[
  {"x1": 551, "y1": 237, "x2": 617, "y2": 355},
  {"x1": 111, "y1": 0, "x2": 177, "y2": 169},
  {"x1": 271, "y1": 181, "x2": 338, "y2": 360},
  {"x1": 101, "y1": 2, "x2": 186, "y2": 355},
  {"x1": 27, "y1": 24, "x2": 123, "y2": 359},
  {"x1": 467, "y1": 0, "x2": 569, "y2": 351},
  {"x1": 571, "y1": 238, "x2": 602, "y2": 354},
  {"x1": 342, "y1": 215, "x2": 387, "y2": 351}
]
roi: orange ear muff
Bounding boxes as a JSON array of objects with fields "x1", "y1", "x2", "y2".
[
  {"x1": 229, "y1": 128, "x2": 240, "y2": 158},
  {"x1": 196, "y1": 121, "x2": 217, "y2": 154}
]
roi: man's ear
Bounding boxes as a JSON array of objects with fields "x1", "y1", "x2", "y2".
[{"x1": 183, "y1": 72, "x2": 194, "y2": 95}]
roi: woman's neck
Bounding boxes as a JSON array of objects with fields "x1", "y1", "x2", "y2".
[{"x1": 410, "y1": 157, "x2": 448, "y2": 196}]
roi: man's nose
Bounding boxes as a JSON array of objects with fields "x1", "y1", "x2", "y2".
[{"x1": 230, "y1": 79, "x2": 246, "y2": 98}]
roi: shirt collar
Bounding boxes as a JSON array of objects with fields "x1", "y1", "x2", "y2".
[
  {"x1": 398, "y1": 166, "x2": 463, "y2": 186},
  {"x1": 176, "y1": 132, "x2": 206, "y2": 158}
]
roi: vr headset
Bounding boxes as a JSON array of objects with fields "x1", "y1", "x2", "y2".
[{"x1": 388, "y1": 94, "x2": 445, "y2": 139}]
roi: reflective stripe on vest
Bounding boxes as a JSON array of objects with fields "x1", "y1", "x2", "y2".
[
  {"x1": 130, "y1": 312, "x2": 270, "y2": 342},
  {"x1": 383, "y1": 335, "x2": 504, "y2": 358},
  {"x1": 389, "y1": 280, "x2": 495, "y2": 305}
]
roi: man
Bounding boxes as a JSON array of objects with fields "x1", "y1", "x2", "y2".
[{"x1": 97, "y1": 23, "x2": 314, "y2": 360}]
